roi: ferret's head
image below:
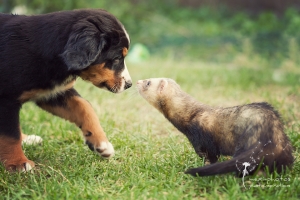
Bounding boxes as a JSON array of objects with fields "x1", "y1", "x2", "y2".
[{"x1": 137, "y1": 78, "x2": 180, "y2": 111}]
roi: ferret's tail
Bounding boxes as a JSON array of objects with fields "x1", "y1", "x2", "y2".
[
  {"x1": 185, "y1": 158, "x2": 240, "y2": 177},
  {"x1": 185, "y1": 148, "x2": 258, "y2": 176},
  {"x1": 185, "y1": 143, "x2": 293, "y2": 177}
]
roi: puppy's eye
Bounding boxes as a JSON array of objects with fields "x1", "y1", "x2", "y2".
[
  {"x1": 146, "y1": 81, "x2": 151, "y2": 87},
  {"x1": 113, "y1": 59, "x2": 120, "y2": 65}
]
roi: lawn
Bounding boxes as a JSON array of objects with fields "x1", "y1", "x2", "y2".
[{"x1": 0, "y1": 58, "x2": 299, "y2": 199}]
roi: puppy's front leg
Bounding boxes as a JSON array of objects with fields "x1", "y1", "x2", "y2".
[
  {"x1": 0, "y1": 101, "x2": 35, "y2": 171},
  {"x1": 36, "y1": 88, "x2": 114, "y2": 158}
]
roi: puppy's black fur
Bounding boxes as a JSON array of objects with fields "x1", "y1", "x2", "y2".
[
  {"x1": 0, "y1": 9, "x2": 129, "y2": 98},
  {"x1": 0, "y1": 9, "x2": 131, "y2": 171}
]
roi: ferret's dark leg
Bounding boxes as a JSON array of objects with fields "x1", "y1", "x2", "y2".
[
  {"x1": 195, "y1": 147, "x2": 218, "y2": 164},
  {"x1": 207, "y1": 153, "x2": 218, "y2": 164},
  {"x1": 35, "y1": 88, "x2": 114, "y2": 158}
]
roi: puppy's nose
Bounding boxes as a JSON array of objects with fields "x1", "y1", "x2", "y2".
[{"x1": 124, "y1": 81, "x2": 132, "y2": 90}]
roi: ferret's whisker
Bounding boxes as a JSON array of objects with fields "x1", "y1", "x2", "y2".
[{"x1": 125, "y1": 89, "x2": 139, "y2": 100}]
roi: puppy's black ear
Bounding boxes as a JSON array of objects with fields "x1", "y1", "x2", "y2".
[{"x1": 61, "y1": 29, "x2": 106, "y2": 71}]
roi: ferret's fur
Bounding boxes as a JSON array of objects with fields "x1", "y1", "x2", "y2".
[{"x1": 137, "y1": 78, "x2": 294, "y2": 176}]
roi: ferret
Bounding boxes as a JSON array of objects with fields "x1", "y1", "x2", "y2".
[{"x1": 137, "y1": 78, "x2": 294, "y2": 176}]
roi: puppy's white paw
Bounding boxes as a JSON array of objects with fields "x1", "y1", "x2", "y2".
[
  {"x1": 20, "y1": 162, "x2": 34, "y2": 172},
  {"x1": 22, "y1": 135, "x2": 43, "y2": 145},
  {"x1": 95, "y1": 142, "x2": 115, "y2": 158}
]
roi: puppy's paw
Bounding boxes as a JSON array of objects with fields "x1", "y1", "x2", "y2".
[
  {"x1": 6, "y1": 160, "x2": 35, "y2": 172},
  {"x1": 20, "y1": 162, "x2": 35, "y2": 172},
  {"x1": 96, "y1": 142, "x2": 115, "y2": 158},
  {"x1": 22, "y1": 135, "x2": 43, "y2": 145},
  {"x1": 85, "y1": 140, "x2": 115, "y2": 158}
]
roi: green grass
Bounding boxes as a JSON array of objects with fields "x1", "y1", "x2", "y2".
[{"x1": 0, "y1": 58, "x2": 299, "y2": 199}]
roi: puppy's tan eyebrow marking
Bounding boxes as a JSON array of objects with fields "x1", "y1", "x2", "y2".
[{"x1": 122, "y1": 47, "x2": 128, "y2": 57}]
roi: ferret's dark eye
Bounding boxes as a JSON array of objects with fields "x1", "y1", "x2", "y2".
[{"x1": 146, "y1": 81, "x2": 151, "y2": 86}]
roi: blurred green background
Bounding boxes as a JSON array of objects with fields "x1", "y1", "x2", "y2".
[{"x1": 1, "y1": 0, "x2": 300, "y2": 69}]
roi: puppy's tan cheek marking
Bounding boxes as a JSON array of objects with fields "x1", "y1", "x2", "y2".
[
  {"x1": 122, "y1": 47, "x2": 128, "y2": 57},
  {"x1": 79, "y1": 63, "x2": 118, "y2": 88},
  {"x1": 100, "y1": 68, "x2": 116, "y2": 88},
  {"x1": 79, "y1": 63, "x2": 106, "y2": 83}
]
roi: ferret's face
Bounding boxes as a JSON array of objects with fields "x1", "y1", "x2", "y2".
[
  {"x1": 137, "y1": 78, "x2": 177, "y2": 108},
  {"x1": 137, "y1": 78, "x2": 167, "y2": 102}
]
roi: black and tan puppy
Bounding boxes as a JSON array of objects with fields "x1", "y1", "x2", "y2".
[
  {"x1": 0, "y1": 9, "x2": 132, "y2": 171},
  {"x1": 137, "y1": 78, "x2": 294, "y2": 176}
]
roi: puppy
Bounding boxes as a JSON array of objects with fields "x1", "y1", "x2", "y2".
[{"x1": 0, "y1": 9, "x2": 132, "y2": 171}]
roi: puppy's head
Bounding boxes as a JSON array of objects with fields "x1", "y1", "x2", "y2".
[{"x1": 61, "y1": 9, "x2": 132, "y2": 93}]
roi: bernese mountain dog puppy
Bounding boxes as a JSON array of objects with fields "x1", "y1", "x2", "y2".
[{"x1": 0, "y1": 9, "x2": 132, "y2": 172}]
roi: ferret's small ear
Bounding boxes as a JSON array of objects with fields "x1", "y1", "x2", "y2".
[{"x1": 159, "y1": 79, "x2": 168, "y2": 94}]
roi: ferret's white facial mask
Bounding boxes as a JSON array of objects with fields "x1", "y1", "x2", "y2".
[{"x1": 136, "y1": 78, "x2": 169, "y2": 102}]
